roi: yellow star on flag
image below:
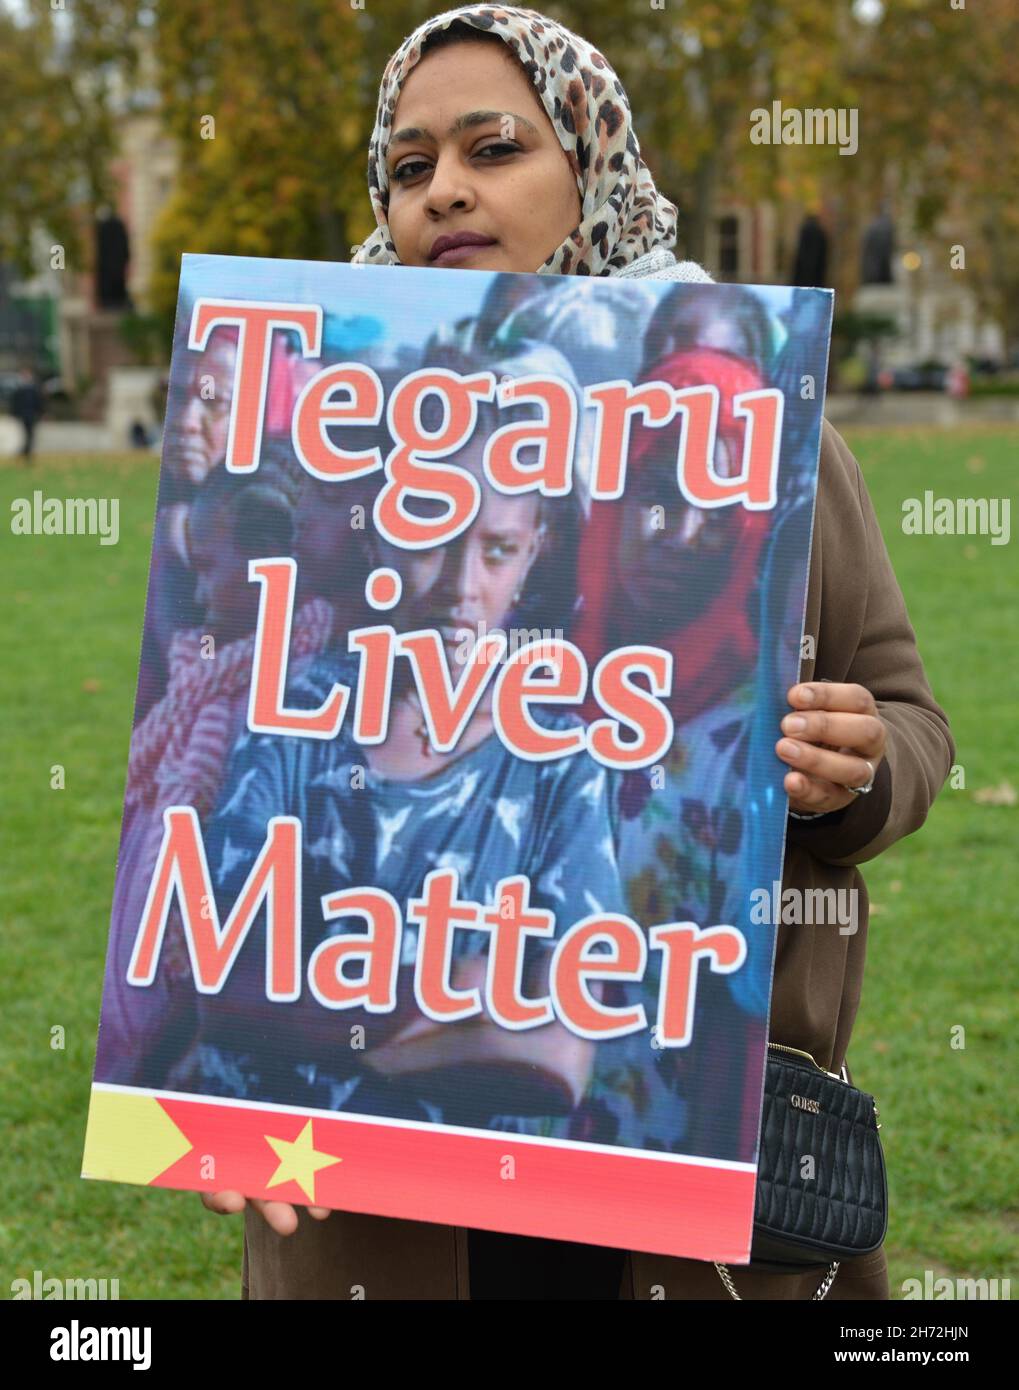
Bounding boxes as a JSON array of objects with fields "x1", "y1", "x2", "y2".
[{"x1": 264, "y1": 1120, "x2": 342, "y2": 1202}]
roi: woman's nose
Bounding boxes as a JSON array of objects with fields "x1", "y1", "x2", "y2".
[
  {"x1": 440, "y1": 542, "x2": 483, "y2": 607},
  {"x1": 425, "y1": 150, "x2": 475, "y2": 216},
  {"x1": 182, "y1": 397, "x2": 203, "y2": 435}
]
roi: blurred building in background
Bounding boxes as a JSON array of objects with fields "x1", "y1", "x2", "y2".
[
  {"x1": 2, "y1": 0, "x2": 1013, "y2": 435},
  {"x1": 707, "y1": 190, "x2": 1005, "y2": 391},
  {"x1": 855, "y1": 201, "x2": 1004, "y2": 372},
  {"x1": 54, "y1": 40, "x2": 177, "y2": 435}
]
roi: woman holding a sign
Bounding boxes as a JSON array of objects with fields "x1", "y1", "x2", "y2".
[{"x1": 204, "y1": 4, "x2": 954, "y2": 1302}]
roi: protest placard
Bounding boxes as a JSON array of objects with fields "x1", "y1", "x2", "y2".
[{"x1": 82, "y1": 253, "x2": 831, "y2": 1262}]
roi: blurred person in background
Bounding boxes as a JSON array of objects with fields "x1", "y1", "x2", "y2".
[{"x1": 10, "y1": 365, "x2": 44, "y2": 463}]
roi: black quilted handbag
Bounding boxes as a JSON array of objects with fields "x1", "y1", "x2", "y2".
[{"x1": 715, "y1": 1042, "x2": 888, "y2": 1300}]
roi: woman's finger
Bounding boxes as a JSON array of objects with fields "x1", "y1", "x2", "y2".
[
  {"x1": 780, "y1": 709, "x2": 886, "y2": 758},
  {"x1": 201, "y1": 1190, "x2": 246, "y2": 1216},
  {"x1": 787, "y1": 682, "x2": 877, "y2": 716},
  {"x1": 784, "y1": 770, "x2": 851, "y2": 813},
  {"x1": 249, "y1": 1198, "x2": 300, "y2": 1236},
  {"x1": 777, "y1": 737, "x2": 876, "y2": 791},
  {"x1": 200, "y1": 1191, "x2": 328, "y2": 1232}
]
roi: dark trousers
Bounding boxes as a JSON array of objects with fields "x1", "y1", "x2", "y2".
[
  {"x1": 240, "y1": 1204, "x2": 889, "y2": 1299},
  {"x1": 467, "y1": 1228, "x2": 626, "y2": 1300}
]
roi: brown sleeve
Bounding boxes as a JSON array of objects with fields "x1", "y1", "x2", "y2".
[{"x1": 786, "y1": 422, "x2": 955, "y2": 866}]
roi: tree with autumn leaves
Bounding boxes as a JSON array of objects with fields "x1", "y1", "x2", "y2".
[
  {"x1": 144, "y1": 0, "x2": 430, "y2": 317},
  {"x1": 132, "y1": 0, "x2": 1019, "y2": 351},
  {"x1": 2, "y1": 0, "x2": 1016, "y2": 350},
  {"x1": 145, "y1": 0, "x2": 872, "y2": 307},
  {"x1": 0, "y1": 0, "x2": 142, "y2": 276}
]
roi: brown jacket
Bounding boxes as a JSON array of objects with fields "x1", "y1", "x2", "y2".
[{"x1": 240, "y1": 418, "x2": 954, "y2": 1300}]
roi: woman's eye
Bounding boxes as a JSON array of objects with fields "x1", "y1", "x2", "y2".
[
  {"x1": 392, "y1": 158, "x2": 431, "y2": 184},
  {"x1": 475, "y1": 141, "x2": 520, "y2": 160},
  {"x1": 484, "y1": 540, "x2": 518, "y2": 563},
  {"x1": 392, "y1": 142, "x2": 520, "y2": 184}
]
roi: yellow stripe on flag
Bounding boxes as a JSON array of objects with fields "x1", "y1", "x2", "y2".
[{"x1": 81, "y1": 1087, "x2": 193, "y2": 1186}]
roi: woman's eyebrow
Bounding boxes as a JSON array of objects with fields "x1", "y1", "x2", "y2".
[
  {"x1": 479, "y1": 526, "x2": 526, "y2": 542},
  {"x1": 389, "y1": 109, "x2": 539, "y2": 151}
]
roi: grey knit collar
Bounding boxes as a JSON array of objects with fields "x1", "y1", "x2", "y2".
[
  {"x1": 612, "y1": 246, "x2": 678, "y2": 278},
  {"x1": 612, "y1": 246, "x2": 714, "y2": 282}
]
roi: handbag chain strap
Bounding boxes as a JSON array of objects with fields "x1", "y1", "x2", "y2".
[
  {"x1": 713, "y1": 1046, "x2": 851, "y2": 1298},
  {"x1": 713, "y1": 1259, "x2": 840, "y2": 1301}
]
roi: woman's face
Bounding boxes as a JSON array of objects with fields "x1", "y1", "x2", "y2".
[
  {"x1": 384, "y1": 41, "x2": 582, "y2": 275},
  {"x1": 373, "y1": 444, "x2": 544, "y2": 667},
  {"x1": 177, "y1": 337, "x2": 237, "y2": 484},
  {"x1": 616, "y1": 436, "x2": 741, "y2": 629}
]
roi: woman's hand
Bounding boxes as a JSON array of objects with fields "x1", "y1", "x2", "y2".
[
  {"x1": 200, "y1": 1191, "x2": 331, "y2": 1236},
  {"x1": 777, "y1": 682, "x2": 887, "y2": 815}
]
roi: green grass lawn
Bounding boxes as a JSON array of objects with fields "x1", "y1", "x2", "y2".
[{"x1": 1, "y1": 429, "x2": 1015, "y2": 1299}]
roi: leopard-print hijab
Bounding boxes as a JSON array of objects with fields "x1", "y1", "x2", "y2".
[{"x1": 351, "y1": 4, "x2": 678, "y2": 276}]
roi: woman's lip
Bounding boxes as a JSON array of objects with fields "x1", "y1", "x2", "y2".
[{"x1": 430, "y1": 240, "x2": 497, "y2": 266}]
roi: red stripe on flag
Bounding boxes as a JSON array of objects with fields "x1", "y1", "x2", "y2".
[{"x1": 153, "y1": 1095, "x2": 754, "y2": 1262}]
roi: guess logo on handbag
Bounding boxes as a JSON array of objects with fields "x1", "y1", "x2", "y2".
[{"x1": 790, "y1": 1093, "x2": 821, "y2": 1113}]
